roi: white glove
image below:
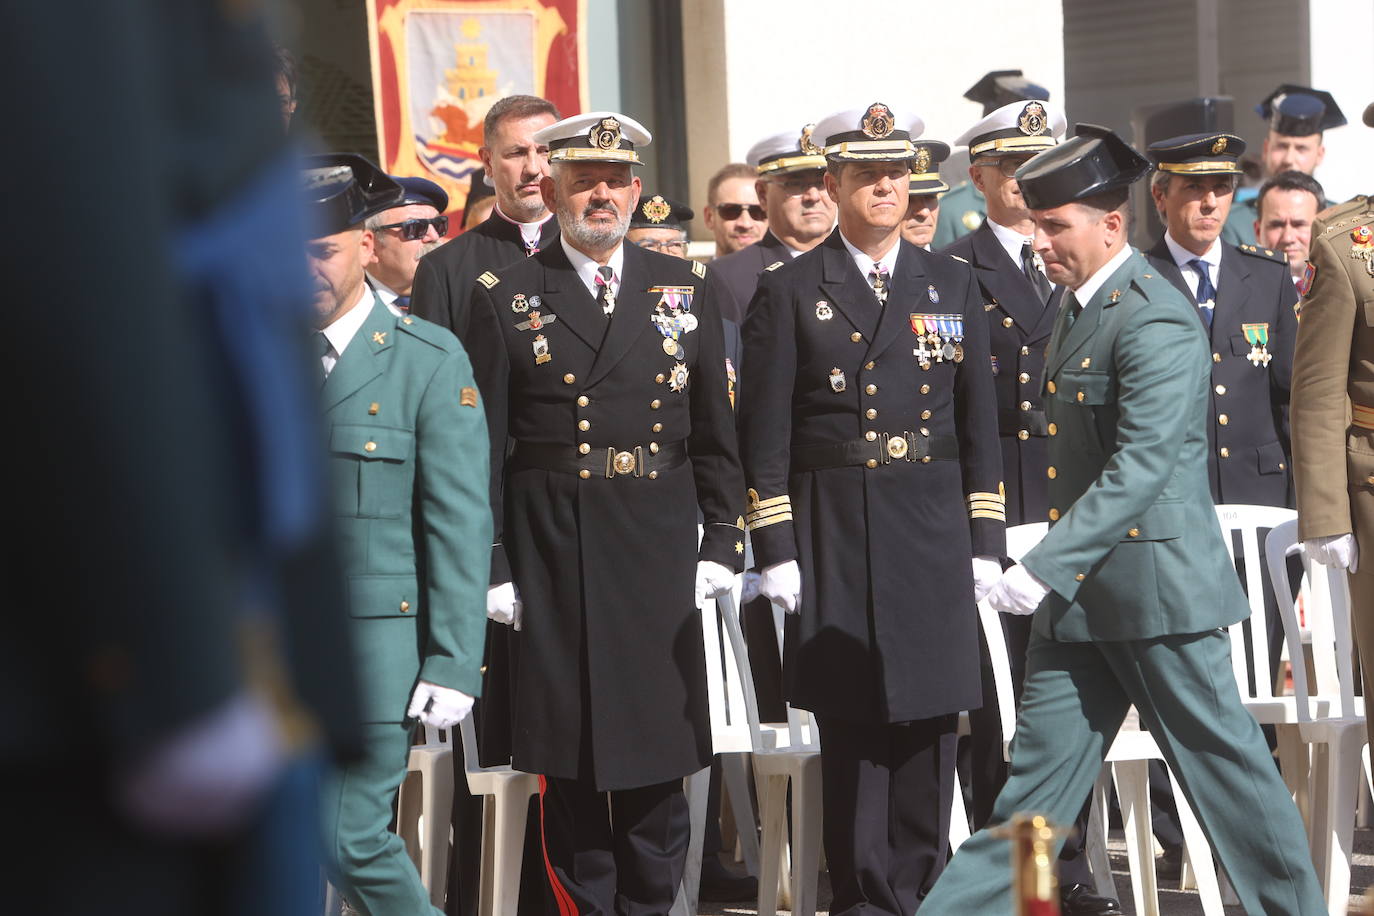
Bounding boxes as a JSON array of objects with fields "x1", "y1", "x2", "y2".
[
  {"x1": 487, "y1": 581, "x2": 523, "y2": 630},
  {"x1": 758, "y1": 560, "x2": 802, "y2": 615},
  {"x1": 117, "y1": 691, "x2": 283, "y2": 837},
  {"x1": 987, "y1": 563, "x2": 1052, "y2": 616},
  {"x1": 972, "y1": 555, "x2": 1003, "y2": 602},
  {"x1": 1304, "y1": 533, "x2": 1360, "y2": 573},
  {"x1": 695, "y1": 560, "x2": 736, "y2": 606},
  {"x1": 741, "y1": 569, "x2": 762, "y2": 604},
  {"x1": 407, "y1": 680, "x2": 475, "y2": 729}
]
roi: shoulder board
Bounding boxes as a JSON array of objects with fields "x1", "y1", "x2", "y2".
[
  {"x1": 763, "y1": 261, "x2": 785, "y2": 272},
  {"x1": 691, "y1": 260, "x2": 706, "y2": 278},
  {"x1": 397, "y1": 313, "x2": 458, "y2": 351},
  {"x1": 948, "y1": 254, "x2": 969, "y2": 264},
  {"x1": 1235, "y1": 243, "x2": 1287, "y2": 264},
  {"x1": 477, "y1": 271, "x2": 499, "y2": 289}
]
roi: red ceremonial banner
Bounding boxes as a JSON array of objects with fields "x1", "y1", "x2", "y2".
[{"x1": 366, "y1": 0, "x2": 586, "y2": 220}]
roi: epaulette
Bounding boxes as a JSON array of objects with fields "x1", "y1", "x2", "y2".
[
  {"x1": 763, "y1": 261, "x2": 785, "y2": 272},
  {"x1": 397, "y1": 313, "x2": 458, "y2": 351},
  {"x1": 691, "y1": 260, "x2": 706, "y2": 278},
  {"x1": 948, "y1": 254, "x2": 969, "y2": 264},
  {"x1": 1235, "y1": 243, "x2": 1287, "y2": 264},
  {"x1": 477, "y1": 271, "x2": 499, "y2": 289},
  {"x1": 1316, "y1": 206, "x2": 1374, "y2": 242}
]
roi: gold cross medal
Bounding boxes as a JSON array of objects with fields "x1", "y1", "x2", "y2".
[
  {"x1": 532, "y1": 334, "x2": 551, "y2": 365},
  {"x1": 909, "y1": 315, "x2": 934, "y2": 369},
  {"x1": 1241, "y1": 322, "x2": 1271, "y2": 367}
]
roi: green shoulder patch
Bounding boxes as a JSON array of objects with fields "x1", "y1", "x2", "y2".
[
  {"x1": 477, "y1": 271, "x2": 499, "y2": 289},
  {"x1": 691, "y1": 260, "x2": 706, "y2": 278},
  {"x1": 763, "y1": 261, "x2": 785, "y2": 272}
]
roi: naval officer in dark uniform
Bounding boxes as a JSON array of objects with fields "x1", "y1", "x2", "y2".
[
  {"x1": 739, "y1": 101, "x2": 1005, "y2": 915},
  {"x1": 463, "y1": 110, "x2": 746, "y2": 915}
]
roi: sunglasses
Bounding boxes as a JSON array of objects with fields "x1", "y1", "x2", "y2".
[
  {"x1": 375, "y1": 215, "x2": 448, "y2": 240},
  {"x1": 714, "y1": 203, "x2": 766, "y2": 221}
]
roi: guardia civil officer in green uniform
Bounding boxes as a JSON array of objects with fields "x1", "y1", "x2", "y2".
[
  {"x1": 919, "y1": 125, "x2": 1326, "y2": 915},
  {"x1": 1222, "y1": 84, "x2": 1345, "y2": 247},
  {"x1": 465, "y1": 112, "x2": 746, "y2": 915},
  {"x1": 741, "y1": 102, "x2": 1005, "y2": 915},
  {"x1": 307, "y1": 154, "x2": 492, "y2": 916},
  {"x1": 932, "y1": 70, "x2": 1053, "y2": 249}
]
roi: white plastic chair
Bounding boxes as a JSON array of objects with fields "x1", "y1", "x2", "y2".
[
  {"x1": 1266, "y1": 519, "x2": 1366, "y2": 916},
  {"x1": 396, "y1": 724, "x2": 455, "y2": 907},
  {"x1": 456, "y1": 712, "x2": 540, "y2": 916}
]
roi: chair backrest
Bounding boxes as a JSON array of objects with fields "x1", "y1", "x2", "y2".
[
  {"x1": 1213, "y1": 504, "x2": 1298, "y2": 701},
  {"x1": 457, "y1": 712, "x2": 485, "y2": 775},
  {"x1": 1264, "y1": 519, "x2": 1358, "y2": 721},
  {"x1": 699, "y1": 573, "x2": 754, "y2": 755}
]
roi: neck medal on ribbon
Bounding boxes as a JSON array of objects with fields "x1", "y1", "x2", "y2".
[
  {"x1": 1241, "y1": 322, "x2": 1271, "y2": 367},
  {"x1": 1350, "y1": 225, "x2": 1374, "y2": 278},
  {"x1": 909, "y1": 313, "x2": 965, "y2": 369},
  {"x1": 650, "y1": 285, "x2": 697, "y2": 357}
]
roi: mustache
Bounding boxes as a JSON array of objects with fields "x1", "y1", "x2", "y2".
[{"x1": 583, "y1": 201, "x2": 619, "y2": 219}]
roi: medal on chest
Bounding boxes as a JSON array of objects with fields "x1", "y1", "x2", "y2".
[
  {"x1": 909, "y1": 313, "x2": 965, "y2": 369},
  {"x1": 649, "y1": 285, "x2": 696, "y2": 359},
  {"x1": 1241, "y1": 322, "x2": 1272, "y2": 367},
  {"x1": 1350, "y1": 225, "x2": 1374, "y2": 278}
]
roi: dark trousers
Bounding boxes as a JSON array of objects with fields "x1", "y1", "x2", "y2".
[
  {"x1": 816, "y1": 713, "x2": 958, "y2": 916},
  {"x1": 965, "y1": 612, "x2": 1096, "y2": 887},
  {"x1": 538, "y1": 775, "x2": 689, "y2": 916}
]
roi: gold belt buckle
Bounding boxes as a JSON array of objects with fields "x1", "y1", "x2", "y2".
[
  {"x1": 611, "y1": 449, "x2": 636, "y2": 476},
  {"x1": 887, "y1": 434, "x2": 909, "y2": 461}
]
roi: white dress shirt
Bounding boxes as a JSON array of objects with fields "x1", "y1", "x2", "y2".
[
  {"x1": 989, "y1": 218, "x2": 1055, "y2": 290},
  {"x1": 365, "y1": 277, "x2": 404, "y2": 316},
  {"x1": 1163, "y1": 232, "x2": 1223, "y2": 311},
  {"x1": 560, "y1": 235, "x2": 625, "y2": 307},
  {"x1": 319, "y1": 286, "x2": 374, "y2": 378},
  {"x1": 838, "y1": 231, "x2": 900, "y2": 295}
]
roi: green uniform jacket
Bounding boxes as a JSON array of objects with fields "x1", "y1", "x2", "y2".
[
  {"x1": 931, "y1": 181, "x2": 986, "y2": 249},
  {"x1": 324, "y1": 298, "x2": 491, "y2": 722},
  {"x1": 1024, "y1": 251, "x2": 1249, "y2": 642}
]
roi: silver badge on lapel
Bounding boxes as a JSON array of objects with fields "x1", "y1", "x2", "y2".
[
  {"x1": 529, "y1": 295, "x2": 542, "y2": 310},
  {"x1": 928, "y1": 285, "x2": 940, "y2": 305},
  {"x1": 816, "y1": 300, "x2": 834, "y2": 321},
  {"x1": 829, "y1": 368, "x2": 846, "y2": 392},
  {"x1": 532, "y1": 334, "x2": 551, "y2": 364}
]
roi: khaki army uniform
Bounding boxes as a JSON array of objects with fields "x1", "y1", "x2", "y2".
[{"x1": 1291, "y1": 200, "x2": 1374, "y2": 749}]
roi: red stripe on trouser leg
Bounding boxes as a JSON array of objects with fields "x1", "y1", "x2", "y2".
[{"x1": 538, "y1": 774, "x2": 579, "y2": 916}]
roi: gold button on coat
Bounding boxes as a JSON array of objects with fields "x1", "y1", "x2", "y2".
[
  {"x1": 1128, "y1": 528, "x2": 1139, "y2": 538},
  {"x1": 865, "y1": 431, "x2": 877, "y2": 441},
  {"x1": 1077, "y1": 391, "x2": 1085, "y2": 402},
  {"x1": 649, "y1": 442, "x2": 660, "y2": 454},
  {"x1": 648, "y1": 471, "x2": 658, "y2": 479},
  {"x1": 1215, "y1": 384, "x2": 1226, "y2": 395},
  {"x1": 1220, "y1": 447, "x2": 1230, "y2": 458},
  {"x1": 865, "y1": 361, "x2": 875, "y2": 370},
  {"x1": 851, "y1": 332, "x2": 863, "y2": 342},
  {"x1": 578, "y1": 420, "x2": 590, "y2": 431},
  {"x1": 921, "y1": 409, "x2": 931, "y2": 420},
  {"x1": 866, "y1": 459, "x2": 878, "y2": 468},
  {"x1": 1019, "y1": 372, "x2": 1030, "y2": 384},
  {"x1": 1020, "y1": 346, "x2": 1030, "y2": 356},
  {"x1": 578, "y1": 443, "x2": 591, "y2": 455},
  {"x1": 564, "y1": 373, "x2": 576, "y2": 384},
  {"x1": 1048, "y1": 423, "x2": 1057, "y2": 436},
  {"x1": 364, "y1": 441, "x2": 377, "y2": 452},
  {"x1": 1218, "y1": 414, "x2": 1229, "y2": 425},
  {"x1": 578, "y1": 469, "x2": 591, "y2": 479},
  {"x1": 920, "y1": 384, "x2": 930, "y2": 394},
  {"x1": 1049, "y1": 508, "x2": 1060, "y2": 521},
  {"x1": 655, "y1": 374, "x2": 665, "y2": 384},
  {"x1": 865, "y1": 384, "x2": 878, "y2": 395},
  {"x1": 1047, "y1": 466, "x2": 1057, "y2": 479},
  {"x1": 577, "y1": 395, "x2": 590, "y2": 407},
  {"x1": 400, "y1": 601, "x2": 411, "y2": 613},
  {"x1": 1075, "y1": 573, "x2": 1086, "y2": 581},
  {"x1": 650, "y1": 399, "x2": 661, "y2": 409},
  {"x1": 865, "y1": 408, "x2": 877, "y2": 419},
  {"x1": 1212, "y1": 353, "x2": 1222, "y2": 363},
  {"x1": 652, "y1": 422, "x2": 663, "y2": 432},
  {"x1": 1018, "y1": 430, "x2": 1029, "y2": 440},
  {"x1": 1003, "y1": 317, "x2": 1014, "y2": 327},
  {"x1": 1047, "y1": 380, "x2": 1057, "y2": 393},
  {"x1": 1020, "y1": 400, "x2": 1032, "y2": 411}
]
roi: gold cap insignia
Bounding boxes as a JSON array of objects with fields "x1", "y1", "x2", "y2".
[
  {"x1": 1211, "y1": 137, "x2": 1227, "y2": 155},
  {"x1": 1018, "y1": 102, "x2": 1048, "y2": 136},
  {"x1": 861, "y1": 103, "x2": 895, "y2": 140},
  {"x1": 589, "y1": 116, "x2": 622, "y2": 150},
  {"x1": 913, "y1": 146, "x2": 932, "y2": 174},
  {"x1": 799, "y1": 123, "x2": 822, "y2": 155},
  {"x1": 642, "y1": 195, "x2": 672, "y2": 224}
]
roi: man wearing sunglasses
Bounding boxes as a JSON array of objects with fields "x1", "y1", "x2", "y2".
[
  {"x1": 703, "y1": 162, "x2": 766, "y2": 259},
  {"x1": 411, "y1": 94, "x2": 562, "y2": 343},
  {"x1": 366, "y1": 176, "x2": 449, "y2": 313},
  {"x1": 711, "y1": 124, "x2": 837, "y2": 324}
]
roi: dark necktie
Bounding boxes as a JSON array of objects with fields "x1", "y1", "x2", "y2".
[
  {"x1": 1062, "y1": 290, "x2": 1080, "y2": 330},
  {"x1": 393, "y1": 295, "x2": 411, "y2": 312},
  {"x1": 313, "y1": 331, "x2": 332, "y2": 383},
  {"x1": 1189, "y1": 258, "x2": 1215, "y2": 329},
  {"x1": 1021, "y1": 242, "x2": 1052, "y2": 303},
  {"x1": 868, "y1": 265, "x2": 889, "y2": 306},
  {"x1": 595, "y1": 265, "x2": 616, "y2": 316}
]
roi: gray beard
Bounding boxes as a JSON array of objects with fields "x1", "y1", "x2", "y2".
[{"x1": 559, "y1": 202, "x2": 628, "y2": 251}]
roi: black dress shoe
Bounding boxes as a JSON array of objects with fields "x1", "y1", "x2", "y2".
[
  {"x1": 698, "y1": 857, "x2": 759, "y2": 903},
  {"x1": 1059, "y1": 882, "x2": 1123, "y2": 915},
  {"x1": 1156, "y1": 844, "x2": 1184, "y2": 882}
]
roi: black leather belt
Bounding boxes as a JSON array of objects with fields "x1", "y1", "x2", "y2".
[
  {"x1": 791, "y1": 432, "x2": 959, "y2": 471},
  {"x1": 998, "y1": 407, "x2": 1049, "y2": 437},
  {"x1": 511, "y1": 440, "x2": 686, "y2": 479}
]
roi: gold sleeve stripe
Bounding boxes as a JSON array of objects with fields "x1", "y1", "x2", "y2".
[
  {"x1": 748, "y1": 509, "x2": 792, "y2": 526},
  {"x1": 749, "y1": 494, "x2": 792, "y2": 510},
  {"x1": 970, "y1": 508, "x2": 1006, "y2": 521},
  {"x1": 966, "y1": 491, "x2": 1006, "y2": 506},
  {"x1": 748, "y1": 513, "x2": 793, "y2": 530}
]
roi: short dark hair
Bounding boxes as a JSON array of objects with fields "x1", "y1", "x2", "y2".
[
  {"x1": 482, "y1": 95, "x2": 561, "y2": 145},
  {"x1": 707, "y1": 163, "x2": 758, "y2": 204},
  {"x1": 1074, "y1": 187, "x2": 1133, "y2": 232},
  {"x1": 1255, "y1": 169, "x2": 1324, "y2": 221},
  {"x1": 274, "y1": 44, "x2": 297, "y2": 98}
]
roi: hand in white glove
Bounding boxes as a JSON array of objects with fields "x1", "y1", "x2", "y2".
[
  {"x1": 1304, "y1": 533, "x2": 1360, "y2": 573},
  {"x1": 741, "y1": 569, "x2": 762, "y2": 604},
  {"x1": 758, "y1": 560, "x2": 802, "y2": 615},
  {"x1": 487, "y1": 581, "x2": 523, "y2": 630},
  {"x1": 695, "y1": 560, "x2": 736, "y2": 606},
  {"x1": 407, "y1": 680, "x2": 476, "y2": 729},
  {"x1": 117, "y1": 691, "x2": 284, "y2": 837},
  {"x1": 972, "y1": 555, "x2": 1003, "y2": 602},
  {"x1": 987, "y1": 563, "x2": 1052, "y2": 616}
]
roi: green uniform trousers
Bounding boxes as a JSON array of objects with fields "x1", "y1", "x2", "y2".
[
  {"x1": 921, "y1": 628, "x2": 1325, "y2": 915},
  {"x1": 320, "y1": 722, "x2": 439, "y2": 915}
]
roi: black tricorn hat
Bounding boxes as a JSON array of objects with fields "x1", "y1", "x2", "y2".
[
  {"x1": 1015, "y1": 124, "x2": 1151, "y2": 211},
  {"x1": 301, "y1": 153, "x2": 405, "y2": 236},
  {"x1": 964, "y1": 70, "x2": 1051, "y2": 116},
  {"x1": 1256, "y1": 85, "x2": 1346, "y2": 135}
]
